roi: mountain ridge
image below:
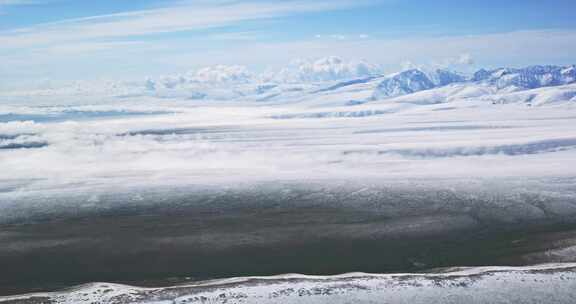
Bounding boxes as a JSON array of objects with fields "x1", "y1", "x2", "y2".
[{"x1": 2, "y1": 61, "x2": 576, "y2": 106}]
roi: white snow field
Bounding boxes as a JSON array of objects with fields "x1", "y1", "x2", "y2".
[
  {"x1": 2, "y1": 264, "x2": 576, "y2": 304},
  {"x1": 1, "y1": 62, "x2": 576, "y2": 302},
  {"x1": 1, "y1": 63, "x2": 576, "y2": 229},
  {"x1": 1, "y1": 64, "x2": 576, "y2": 195}
]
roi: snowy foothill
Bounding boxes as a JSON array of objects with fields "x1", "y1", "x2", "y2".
[{"x1": 3, "y1": 264, "x2": 576, "y2": 304}]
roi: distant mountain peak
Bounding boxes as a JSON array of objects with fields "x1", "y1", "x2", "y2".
[
  {"x1": 373, "y1": 69, "x2": 464, "y2": 99},
  {"x1": 373, "y1": 64, "x2": 576, "y2": 100},
  {"x1": 471, "y1": 65, "x2": 576, "y2": 90}
]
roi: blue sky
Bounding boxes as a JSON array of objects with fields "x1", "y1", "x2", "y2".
[{"x1": 1, "y1": 0, "x2": 576, "y2": 86}]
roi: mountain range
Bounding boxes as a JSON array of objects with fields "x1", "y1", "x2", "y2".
[{"x1": 3, "y1": 59, "x2": 576, "y2": 107}]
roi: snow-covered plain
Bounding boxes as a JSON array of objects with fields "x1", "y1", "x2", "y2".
[
  {"x1": 1, "y1": 62, "x2": 576, "y2": 231},
  {"x1": 1, "y1": 61, "x2": 576, "y2": 302},
  {"x1": 1, "y1": 63, "x2": 576, "y2": 195},
  {"x1": 2, "y1": 87, "x2": 576, "y2": 225}
]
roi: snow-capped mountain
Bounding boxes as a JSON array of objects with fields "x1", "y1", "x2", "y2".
[
  {"x1": 373, "y1": 65, "x2": 576, "y2": 100},
  {"x1": 372, "y1": 69, "x2": 466, "y2": 99},
  {"x1": 428, "y1": 68, "x2": 467, "y2": 86},
  {"x1": 3, "y1": 62, "x2": 575, "y2": 106},
  {"x1": 473, "y1": 65, "x2": 576, "y2": 90},
  {"x1": 369, "y1": 65, "x2": 576, "y2": 104},
  {"x1": 372, "y1": 69, "x2": 435, "y2": 99}
]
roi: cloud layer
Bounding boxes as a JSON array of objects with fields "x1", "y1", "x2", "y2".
[
  {"x1": 1, "y1": 0, "x2": 575, "y2": 87},
  {"x1": 0, "y1": 0, "x2": 375, "y2": 48}
]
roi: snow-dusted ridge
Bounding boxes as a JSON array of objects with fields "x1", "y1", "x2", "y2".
[
  {"x1": 147, "y1": 63, "x2": 576, "y2": 104},
  {"x1": 2, "y1": 264, "x2": 576, "y2": 304},
  {"x1": 3, "y1": 61, "x2": 575, "y2": 106}
]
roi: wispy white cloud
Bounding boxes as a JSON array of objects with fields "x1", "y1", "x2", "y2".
[
  {"x1": 0, "y1": 0, "x2": 43, "y2": 14},
  {"x1": 424, "y1": 53, "x2": 475, "y2": 70},
  {"x1": 39, "y1": 41, "x2": 152, "y2": 55},
  {"x1": 209, "y1": 31, "x2": 263, "y2": 41},
  {"x1": 0, "y1": 0, "x2": 35, "y2": 5},
  {"x1": 153, "y1": 30, "x2": 576, "y2": 71},
  {"x1": 0, "y1": 0, "x2": 50, "y2": 9},
  {"x1": 315, "y1": 33, "x2": 372, "y2": 41},
  {"x1": 329, "y1": 34, "x2": 347, "y2": 40},
  {"x1": 0, "y1": 0, "x2": 378, "y2": 48},
  {"x1": 2, "y1": 20, "x2": 575, "y2": 85}
]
